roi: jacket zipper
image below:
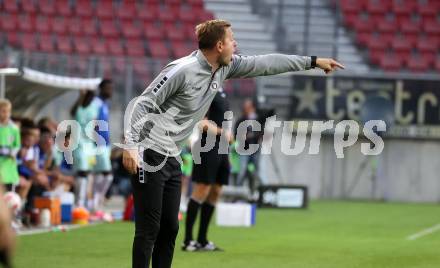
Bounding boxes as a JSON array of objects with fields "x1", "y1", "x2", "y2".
[{"x1": 206, "y1": 68, "x2": 220, "y2": 92}]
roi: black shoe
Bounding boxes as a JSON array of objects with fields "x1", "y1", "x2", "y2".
[
  {"x1": 198, "y1": 241, "x2": 224, "y2": 252},
  {"x1": 181, "y1": 240, "x2": 199, "y2": 252}
]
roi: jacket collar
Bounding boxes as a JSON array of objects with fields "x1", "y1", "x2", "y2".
[{"x1": 195, "y1": 50, "x2": 213, "y2": 71}]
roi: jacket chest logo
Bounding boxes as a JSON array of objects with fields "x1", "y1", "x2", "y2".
[{"x1": 210, "y1": 81, "x2": 219, "y2": 90}]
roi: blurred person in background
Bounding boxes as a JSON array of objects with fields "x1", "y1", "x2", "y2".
[
  {"x1": 234, "y1": 99, "x2": 260, "y2": 187},
  {"x1": 0, "y1": 99, "x2": 21, "y2": 192},
  {"x1": 183, "y1": 90, "x2": 233, "y2": 251},
  {"x1": 37, "y1": 117, "x2": 58, "y2": 135},
  {"x1": 228, "y1": 141, "x2": 241, "y2": 186},
  {"x1": 179, "y1": 142, "x2": 193, "y2": 212},
  {"x1": 55, "y1": 131, "x2": 75, "y2": 179},
  {"x1": 17, "y1": 126, "x2": 49, "y2": 215},
  {"x1": 38, "y1": 127, "x2": 74, "y2": 192},
  {"x1": 91, "y1": 79, "x2": 114, "y2": 212},
  {"x1": 110, "y1": 136, "x2": 132, "y2": 201},
  {"x1": 0, "y1": 100, "x2": 30, "y2": 228},
  {"x1": 71, "y1": 90, "x2": 98, "y2": 209}
]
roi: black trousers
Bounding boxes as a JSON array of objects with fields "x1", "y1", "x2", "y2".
[{"x1": 131, "y1": 149, "x2": 182, "y2": 268}]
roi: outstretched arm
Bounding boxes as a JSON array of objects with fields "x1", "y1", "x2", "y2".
[{"x1": 226, "y1": 54, "x2": 344, "y2": 79}]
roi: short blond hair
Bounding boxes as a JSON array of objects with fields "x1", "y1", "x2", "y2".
[
  {"x1": 0, "y1": 99, "x2": 11, "y2": 110},
  {"x1": 195, "y1": 19, "x2": 231, "y2": 50}
]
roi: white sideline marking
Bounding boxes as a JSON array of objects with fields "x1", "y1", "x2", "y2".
[
  {"x1": 407, "y1": 223, "x2": 440, "y2": 241},
  {"x1": 17, "y1": 222, "x2": 102, "y2": 236}
]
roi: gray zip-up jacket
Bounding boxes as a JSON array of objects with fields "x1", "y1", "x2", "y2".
[{"x1": 125, "y1": 50, "x2": 312, "y2": 157}]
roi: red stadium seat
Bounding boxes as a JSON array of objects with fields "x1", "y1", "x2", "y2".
[
  {"x1": 6, "y1": 32, "x2": 19, "y2": 47},
  {"x1": 196, "y1": 10, "x2": 215, "y2": 23},
  {"x1": 21, "y1": 33, "x2": 38, "y2": 51},
  {"x1": 82, "y1": 18, "x2": 98, "y2": 36},
  {"x1": 113, "y1": 57, "x2": 127, "y2": 74},
  {"x1": 137, "y1": 4, "x2": 159, "y2": 22},
  {"x1": 416, "y1": 36, "x2": 438, "y2": 53},
  {"x1": 164, "y1": 24, "x2": 185, "y2": 41},
  {"x1": 435, "y1": 59, "x2": 440, "y2": 73},
  {"x1": 96, "y1": 1, "x2": 114, "y2": 19},
  {"x1": 421, "y1": 52, "x2": 436, "y2": 65},
  {"x1": 187, "y1": 0, "x2": 205, "y2": 9},
  {"x1": 68, "y1": 18, "x2": 82, "y2": 35},
  {"x1": 342, "y1": 13, "x2": 358, "y2": 28},
  {"x1": 382, "y1": 34, "x2": 394, "y2": 47},
  {"x1": 353, "y1": 16, "x2": 376, "y2": 33},
  {"x1": 38, "y1": 0, "x2": 56, "y2": 16},
  {"x1": 366, "y1": 34, "x2": 391, "y2": 50},
  {"x1": 51, "y1": 17, "x2": 68, "y2": 35},
  {"x1": 377, "y1": 19, "x2": 397, "y2": 33},
  {"x1": 379, "y1": 53, "x2": 402, "y2": 71},
  {"x1": 190, "y1": 4, "x2": 205, "y2": 16},
  {"x1": 144, "y1": 0, "x2": 161, "y2": 5},
  {"x1": 39, "y1": 34, "x2": 55, "y2": 52},
  {"x1": 144, "y1": 23, "x2": 164, "y2": 41},
  {"x1": 56, "y1": 0, "x2": 72, "y2": 17},
  {"x1": 148, "y1": 40, "x2": 170, "y2": 59},
  {"x1": 417, "y1": 0, "x2": 439, "y2": 17},
  {"x1": 100, "y1": 20, "x2": 120, "y2": 38},
  {"x1": 170, "y1": 41, "x2": 193, "y2": 58},
  {"x1": 116, "y1": 2, "x2": 137, "y2": 20},
  {"x1": 183, "y1": 24, "x2": 198, "y2": 43},
  {"x1": 36, "y1": 16, "x2": 51, "y2": 33},
  {"x1": 391, "y1": 36, "x2": 413, "y2": 53},
  {"x1": 1, "y1": 14, "x2": 18, "y2": 31},
  {"x1": 57, "y1": 35, "x2": 73, "y2": 54},
  {"x1": 121, "y1": 21, "x2": 143, "y2": 39},
  {"x1": 423, "y1": 18, "x2": 440, "y2": 35},
  {"x1": 75, "y1": 0, "x2": 94, "y2": 18},
  {"x1": 399, "y1": 18, "x2": 421, "y2": 35},
  {"x1": 158, "y1": 6, "x2": 178, "y2": 23},
  {"x1": 163, "y1": 0, "x2": 182, "y2": 5},
  {"x1": 391, "y1": 0, "x2": 417, "y2": 17},
  {"x1": 131, "y1": 58, "x2": 151, "y2": 78},
  {"x1": 368, "y1": 49, "x2": 385, "y2": 65},
  {"x1": 406, "y1": 55, "x2": 429, "y2": 72},
  {"x1": 356, "y1": 32, "x2": 370, "y2": 46},
  {"x1": 21, "y1": 0, "x2": 37, "y2": 14},
  {"x1": 366, "y1": 0, "x2": 390, "y2": 15},
  {"x1": 3, "y1": 0, "x2": 19, "y2": 13},
  {"x1": 18, "y1": 14, "x2": 35, "y2": 33},
  {"x1": 339, "y1": 0, "x2": 364, "y2": 14},
  {"x1": 108, "y1": 39, "x2": 125, "y2": 56},
  {"x1": 73, "y1": 37, "x2": 91, "y2": 55},
  {"x1": 403, "y1": 33, "x2": 418, "y2": 48},
  {"x1": 126, "y1": 40, "x2": 146, "y2": 57},
  {"x1": 91, "y1": 38, "x2": 108, "y2": 55},
  {"x1": 178, "y1": 9, "x2": 197, "y2": 24}
]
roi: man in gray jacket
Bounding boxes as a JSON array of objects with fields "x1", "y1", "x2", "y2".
[{"x1": 122, "y1": 19, "x2": 344, "y2": 268}]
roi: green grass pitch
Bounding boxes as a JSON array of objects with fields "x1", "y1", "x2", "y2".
[{"x1": 14, "y1": 201, "x2": 440, "y2": 268}]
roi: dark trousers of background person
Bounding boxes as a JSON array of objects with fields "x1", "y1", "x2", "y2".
[
  {"x1": 131, "y1": 149, "x2": 182, "y2": 268},
  {"x1": 237, "y1": 151, "x2": 260, "y2": 192}
]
